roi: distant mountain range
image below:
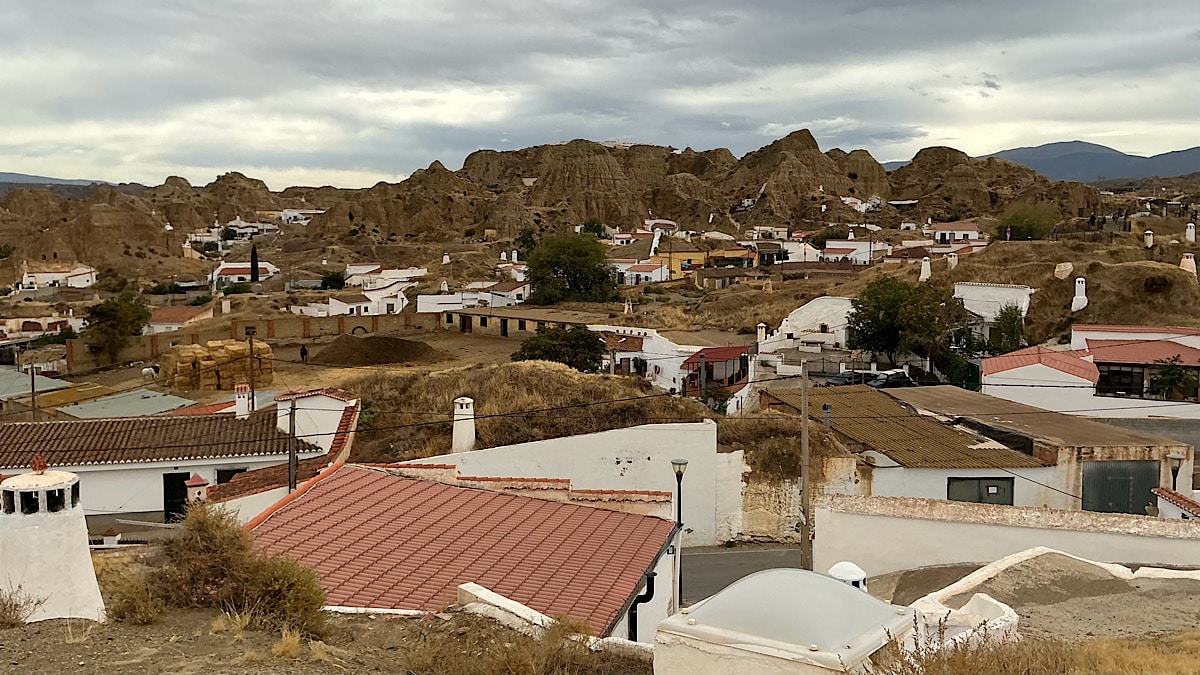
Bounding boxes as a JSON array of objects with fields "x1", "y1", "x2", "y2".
[
  {"x1": 884, "y1": 141, "x2": 1200, "y2": 182},
  {"x1": 0, "y1": 171, "x2": 107, "y2": 186}
]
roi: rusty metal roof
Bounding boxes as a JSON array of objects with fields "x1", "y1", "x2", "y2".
[{"x1": 765, "y1": 386, "x2": 1046, "y2": 469}]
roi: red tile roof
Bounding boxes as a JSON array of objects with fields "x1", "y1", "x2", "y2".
[
  {"x1": 1074, "y1": 324, "x2": 1200, "y2": 335},
  {"x1": 822, "y1": 247, "x2": 856, "y2": 255},
  {"x1": 0, "y1": 412, "x2": 320, "y2": 469},
  {"x1": 982, "y1": 346, "x2": 1100, "y2": 383},
  {"x1": 1086, "y1": 339, "x2": 1200, "y2": 367},
  {"x1": 217, "y1": 265, "x2": 272, "y2": 276},
  {"x1": 275, "y1": 388, "x2": 359, "y2": 403},
  {"x1": 488, "y1": 281, "x2": 529, "y2": 293},
  {"x1": 251, "y1": 465, "x2": 676, "y2": 636},
  {"x1": 169, "y1": 401, "x2": 235, "y2": 416},
  {"x1": 150, "y1": 305, "x2": 211, "y2": 325},
  {"x1": 933, "y1": 223, "x2": 980, "y2": 231},
  {"x1": 1152, "y1": 487, "x2": 1200, "y2": 517},
  {"x1": 626, "y1": 264, "x2": 664, "y2": 273},
  {"x1": 682, "y1": 346, "x2": 750, "y2": 368}
]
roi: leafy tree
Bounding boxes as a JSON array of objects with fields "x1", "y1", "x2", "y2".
[
  {"x1": 514, "y1": 228, "x2": 537, "y2": 258},
  {"x1": 94, "y1": 268, "x2": 130, "y2": 294},
  {"x1": 702, "y1": 382, "x2": 733, "y2": 415},
  {"x1": 30, "y1": 326, "x2": 77, "y2": 348},
  {"x1": 320, "y1": 270, "x2": 346, "y2": 290},
  {"x1": 526, "y1": 234, "x2": 618, "y2": 304},
  {"x1": 511, "y1": 326, "x2": 606, "y2": 373},
  {"x1": 989, "y1": 303, "x2": 1026, "y2": 354},
  {"x1": 224, "y1": 283, "x2": 252, "y2": 294},
  {"x1": 84, "y1": 291, "x2": 151, "y2": 364},
  {"x1": 146, "y1": 282, "x2": 183, "y2": 295},
  {"x1": 806, "y1": 225, "x2": 849, "y2": 251},
  {"x1": 847, "y1": 277, "x2": 914, "y2": 365},
  {"x1": 220, "y1": 227, "x2": 237, "y2": 240},
  {"x1": 997, "y1": 202, "x2": 1060, "y2": 241},
  {"x1": 581, "y1": 218, "x2": 605, "y2": 237},
  {"x1": 1148, "y1": 356, "x2": 1200, "y2": 400},
  {"x1": 201, "y1": 241, "x2": 220, "y2": 253},
  {"x1": 250, "y1": 245, "x2": 260, "y2": 283},
  {"x1": 0, "y1": 244, "x2": 13, "y2": 260},
  {"x1": 189, "y1": 293, "x2": 212, "y2": 306},
  {"x1": 897, "y1": 282, "x2": 973, "y2": 364}
]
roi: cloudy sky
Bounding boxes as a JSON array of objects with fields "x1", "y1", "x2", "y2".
[{"x1": 2, "y1": 1, "x2": 1197, "y2": 189}]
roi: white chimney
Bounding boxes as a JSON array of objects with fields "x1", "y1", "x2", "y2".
[
  {"x1": 946, "y1": 253, "x2": 959, "y2": 270},
  {"x1": 1144, "y1": 230, "x2": 1154, "y2": 248},
  {"x1": 624, "y1": 298, "x2": 633, "y2": 315},
  {"x1": 756, "y1": 322, "x2": 768, "y2": 343},
  {"x1": 322, "y1": 258, "x2": 327, "y2": 265},
  {"x1": 439, "y1": 280, "x2": 450, "y2": 293},
  {"x1": 452, "y1": 397, "x2": 476, "y2": 453},
  {"x1": 234, "y1": 383, "x2": 251, "y2": 420},
  {"x1": 185, "y1": 473, "x2": 209, "y2": 503},
  {"x1": 847, "y1": 230, "x2": 855, "y2": 240},
  {"x1": 500, "y1": 251, "x2": 507, "y2": 262},
  {"x1": 1182, "y1": 253, "x2": 1197, "y2": 278},
  {"x1": 1071, "y1": 277, "x2": 1089, "y2": 312},
  {"x1": 512, "y1": 249, "x2": 519, "y2": 264},
  {"x1": 1188, "y1": 223, "x2": 1196, "y2": 243},
  {"x1": 919, "y1": 257, "x2": 932, "y2": 282}
]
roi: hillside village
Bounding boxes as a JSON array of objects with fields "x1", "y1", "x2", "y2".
[{"x1": 3, "y1": 128, "x2": 1200, "y2": 674}]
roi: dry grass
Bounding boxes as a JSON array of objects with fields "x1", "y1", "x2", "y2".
[
  {"x1": 271, "y1": 630, "x2": 302, "y2": 659},
  {"x1": 1074, "y1": 630, "x2": 1200, "y2": 675},
  {"x1": 99, "y1": 565, "x2": 163, "y2": 625},
  {"x1": 0, "y1": 586, "x2": 45, "y2": 628},
  {"x1": 348, "y1": 361, "x2": 710, "y2": 461}
]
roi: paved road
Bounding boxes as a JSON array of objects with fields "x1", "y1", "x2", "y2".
[{"x1": 682, "y1": 546, "x2": 802, "y2": 605}]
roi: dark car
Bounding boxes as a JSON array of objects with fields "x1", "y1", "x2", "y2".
[
  {"x1": 866, "y1": 371, "x2": 916, "y2": 388},
  {"x1": 824, "y1": 371, "x2": 878, "y2": 387}
]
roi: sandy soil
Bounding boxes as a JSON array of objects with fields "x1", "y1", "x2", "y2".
[{"x1": 0, "y1": 609, "x2": 649, "y2": 675}]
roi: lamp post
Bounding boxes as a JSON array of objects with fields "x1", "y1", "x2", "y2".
[
  {"x1": 1168, "y1": 453, "x2": 1185, "y2": 491},
  {"x1": 671, "y1": 458, "x2": 688, "y2": 608}
]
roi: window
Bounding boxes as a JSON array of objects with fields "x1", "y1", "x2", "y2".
[
  {"x1": 217, "y1": 468, "x2": 247, "y2": 484},
  {"x1": 819, "y1": 323, "x2": 830, "y2": 334},
  {"x1": 71, "y1": 482, "x2": 79, "y2": 507},
  {"x1": 947, "y1": 478, "x2": 1014, "y2": 506},
  {"x1": 518, "y1": 320, "x2": 527, "y2": 331},
  {"x1": 516, "y1": 293, "x2": 524, "y2": 301},
  {"x1": 2, "y1": 491, "x2": 13, "y2": 514},
  {"x1": 445, "y1": 314, "x2": 454, "y2": 324},
  {"x1": 537, "y1": 322, "x2": 546, "y2": 330},
  {"x1": 480, "y1": 316, "x2": 489, "y2": 328},
  {"x1": 1097, "y1": 364, "x2": 1146, "y2": 397},
  {"x1": 20, "y1": 490, "x2": 39, "y2": 514}
]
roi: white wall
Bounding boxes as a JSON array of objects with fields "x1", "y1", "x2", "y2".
[
  {"x1": 277, "y1": 394, "x2": 353, "y2": 453},
  {"x1": 815, "y1": 495, "x2": 1200, "y2": 577},
  {"x1": 609, "y1": 543, "x2": 679, "y2": 642},
  {"x1": 759, "y1": 297, "x2": 853, "y2": 354},
  {"x1": 0, "y1": 497, "x2": 105, "y2": 622},
  {"x1": 983, "y1": 364, "x2": 1200, "y2": 419},
  {"x1": 220, "y1": 485, "x2": 289, "y2": 524},
  {"x1": 406, "y1": 422, "x2": 728, "y2": 545},
  {"x1": 870, "y1": 465, "x2": 1070, "y2": 509}
]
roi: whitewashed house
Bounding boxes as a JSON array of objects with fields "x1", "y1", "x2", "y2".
[
  {"x1": 144, "y1": 304, "x2": 215, "y2": 335},
  {"x1": 281, "y1": 209, "x2": 325, "y2": 224},
  {"x1": 0, "y1": 387, "x2": 359, "y2": 527},
  {"x1": 613, "y1": 262, "x2": 669, "y2": 285},
  {"x1": 931, "y1": 222, "x2": 986, "y2": 244},
  {"x1": 344, "y1": 264, "x2": 427, "y2": 287},
  {"x1": 953, "y1": 282, "x2": 1033, "y2": 342},
  {"x1": 210, "y1": 261, "x2": 279, "y2": 286},
  {"x1": 292, "y1": 279, "x2": 416, "y2": 317},
  {"x1": 415, "y1": 280, "x2": 529, "y2": 313},
  {"x1": 818, "y1": 239, "x2": 892, "y2": 265},
  {"x1": 759, "y1": 297, "x2": 854, "y2": 354},
  {"x1": 19, "y1": 264, "x2": 98, "y2": 290}
]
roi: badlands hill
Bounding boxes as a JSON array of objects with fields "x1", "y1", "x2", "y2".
[{"x1": 0, "y1": 130, "x2": 1101, "y2": 282}]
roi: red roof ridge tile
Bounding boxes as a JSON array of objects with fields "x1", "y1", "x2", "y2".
[
  {"x1": 1152, "y1": 487, "x2": 1200, "y2": 517},
  {"x1": 275, "y1": 388, "x2": 359, "y2": 403},
  {"x1": 459, "y1": 475, "x2": 571, "y2": 484}
]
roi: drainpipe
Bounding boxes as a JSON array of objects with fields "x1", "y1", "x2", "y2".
[{"x1": 627, "y1": 571, "x2": 656, "y2": 641}]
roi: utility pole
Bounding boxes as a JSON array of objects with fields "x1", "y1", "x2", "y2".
[
  {"x1": 287, "y1": 398, "x2": 297, "y2": 492},
  {"x1": 698, "y1": 353, "x2": 707, "y2": 398},
  {"x1": 610, "y1": 347, "x2": 617, "y2": 375},
  {"x1": 27, "y1": 347, "x2": 38, "y2": 422},
  {"x1": 245, "y1": 326, "x2": 257, "y2": 412},
  {"x1": 800, "y1": 359, "x2": 812, "y2": 570}
]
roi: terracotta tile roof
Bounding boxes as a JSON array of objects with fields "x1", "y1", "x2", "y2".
[
  {"x1": 275, "y1": 388, "x2": 359, "y2": 403},
  {"x1": 1152, "y1": 487, "x2": 1200, "y2": 517},
  {"x1": 488, "y1": 281, "x2": 528, "y2": 293},
  {"x1": 149, "y1": 305, "x2": 211, "y2": 325},
  {"x1": 0, "y1": 412, "x2": 320, "y2": 469},
  {"x1": 1086, "y1": 339, "x2": 1200, "y2": 367},
  {"x1": 822, "y1": 247, "x2": 857, "y2": 255},
  {"x1": 681, "y1": 346, "x2": 749, "y2": 368},
  {"x1": 599, "y1": 332, "x2": 644, "y2": 352},
  {"x1": 982, "y1": 346, "x2": 1100, "y2": 383},
  {"x1": 626, "y1": 264, "x2": 664, "y2": 273},
  {"x1": 252, "y1": 465, "x2": 676, "y2": 636},
  {"x1": 206, "y1": 403, "x2": 359, "y2": 503},
  {"x1": 217, "y1": 265, "x2": 272, "y2": 276},
  {"x1": 933, "y1": 223, "x2": 980, "y2": 231},
  {"x1": 1074, "y1": 324, "x2": 1200, "y2": 335},
  {"x1": 169, "y1": 401, "x2": 235, "y2": 416},
  {"x1": 764, "y1": 386, "x2": 1046, "y2": 469}
]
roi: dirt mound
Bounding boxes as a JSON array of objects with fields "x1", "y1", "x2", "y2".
[
  {"x1": 311, "y1": 334, "x2": 441, "y2": 367},
  {"x1": 947, "y1": 554, "x2": 1133, "y2": 609}
]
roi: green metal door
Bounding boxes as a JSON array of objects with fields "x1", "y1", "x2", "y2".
[{"x1": 1082, "y1": 460, "x2": 1158, "y2": 514}]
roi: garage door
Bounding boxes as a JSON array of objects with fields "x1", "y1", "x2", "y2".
[{"x1": 1082, "y1": 460, "x2": 1159, "y2": 514}]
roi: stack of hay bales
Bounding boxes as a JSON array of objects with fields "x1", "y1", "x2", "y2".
[{"x1": 160, "y1": 339, "x2": 273, "y2": 392}]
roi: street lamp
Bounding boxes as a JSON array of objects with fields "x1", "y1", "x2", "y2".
[
  {"x1": 671, "y1": 458, "x2": 687, "y2": 608},
  {"x1": 1168, "y1": 453, "x2": 1185, "y2": 491}
]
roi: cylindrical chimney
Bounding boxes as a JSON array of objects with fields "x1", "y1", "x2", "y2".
[
  {"x1": 500, "y1": 251, "x2": 507, "y2": 262},
  {"x1": 919, "y1": 257, "x2": 932, "y2": 282},
  {"x1": 512, "y1": 249, "x2": 519, "y2": 264},
  {"x1": 451, "y1": 397, "x2": 476, "y2": 453},
  {"x1": 1187, "y1": 223, "x2": 1196, "y2": 244},
  {"x1": 1144, "y1": 230, "x2": 1154, "y2": 248},
  {"x1": 756, "y1": 322, "x2": 768, "y2": 343},
  {"x1": 442, "y1": 253, "x2": 451, "y2": 265},
  {"x1": 1071, "y1": 277, "x2": 1089, "y2": 312},
  {"x1": 1182, "y1": 253, "x2": 1197, "y2": 278}
]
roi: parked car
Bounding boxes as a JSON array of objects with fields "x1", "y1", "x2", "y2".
[
  {"x1": 824, "y1": 371, "x2": 878, "y2": 387},
  {"x1": 866, "y1": 370, "x2": 916, "y2": 388}
]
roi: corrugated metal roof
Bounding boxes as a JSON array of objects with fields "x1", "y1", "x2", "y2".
[
  {"x1": 766, "y1": 386, "x2": 1046, "y2": 469},
  {"x1": 59, "y1": 388, "x2": 195, "y2": 418}
]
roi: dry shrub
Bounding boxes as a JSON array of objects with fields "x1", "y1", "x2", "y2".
[
  {"x1": 149, "y1": 505, "x2": 328, "y2": 638},
  {"x1": 100, "y1": 566, "x2": 162, "y2": 625},
  {"x1": 271, "y1": 630, "x2": 302, "y2": 659},
  {"x1": 1074, "y1": 630, "x2": 1200, "y2": 675},
  {"x1": 308, "y1": 639, "x2": 331, "y2": 662},
  {"x1": 873, "y1": 621, "x2": 1075, "y2": 675},
  {"x1": 719, "y1": 416, "x2": 844, "y2": 479},
  {"x1": 0, "y1": 586, "x2": 45, "y2": 628},
  {"x1": 395, "y1": 615, "x2": 647, "y2": 675}
]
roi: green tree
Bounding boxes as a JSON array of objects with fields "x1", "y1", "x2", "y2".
[
  {"x1": 514, "y1": 228, "x2": 537, "y2": 258},
  {"x1": 0, "y1": 244, "x2": 13, "y2": 260},
  {"x1": 1148, "y1": 356, "x2": 1200, "y2": 401},
  {"x1": 511, "y1": 326, "x2": 606, "y2": 373},
  {"x1": 581, "y1": 218, "x2": 605, "y2": 237},
  {"x1": 989, "y1": 303, "x2": 1026, "y2": 354},
  {"x1": 30, "y1": 326, "x2": 77, "y2": 348},
  {"x1": 526, "y1": 234, "x2": 618, "y2": 304},
  {"x1": 998, "y1": 202, "x2": 1060, "y2": 241},
  {"x1": 219, "y1": 227, "x2": 237, "y2": 240},
  {"x1": 250, "y1": 245, "x2": 260, "y2": 283},
  {"x1": 897, "y1": 282, "x2": 973, "y2": 364},
  {"x1": 847, "y1": 277, "x2": 914, "y2": 365},
  {"x1": 806, "y1": 225, "x2": 849, "y2": 250},
  {"x1": 84, "y1": 291, "x2": 151, "y2": 364},
  {"x1": 320, "y1": 270, "x2": 346, "y2": 290}
]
